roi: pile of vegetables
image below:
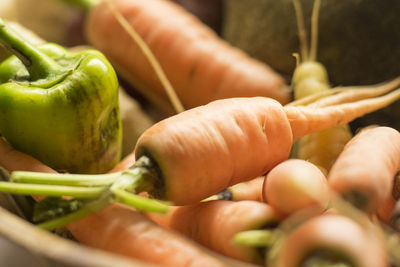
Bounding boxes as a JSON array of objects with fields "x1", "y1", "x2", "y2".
[{"x1": 0, "y1": 0, "x2": 400, "y2": 266}]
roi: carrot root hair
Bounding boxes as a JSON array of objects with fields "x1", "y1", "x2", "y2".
[
  {"x1": 286, "y1": 84, "x2": 400, "y2": 140},
  {"x1": 104, "y1": 0, "x2": 184, "y2": 113},
  {"x1": 287, "y1": 76, "x2": 400, "y2": 107}
]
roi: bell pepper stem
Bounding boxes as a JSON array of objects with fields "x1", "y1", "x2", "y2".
[
  {"x1": 37, "y1": 195, "x2": 111, "y2": 231},
  {"x1": 0, "y1": 18, "x2": 63, "y2": 80},
  {"x1": 0, "y1": 181, "x2": 106, "y2": 198},
  {"x1": 10, "y1": 171, "x2": 120, "y2": 186}
]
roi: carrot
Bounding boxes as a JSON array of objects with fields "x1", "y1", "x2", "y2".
[
  {"x1": 378, "y1": 195, "x2": 397, "y2": 224},
  {"x1": 377, "y1": 174, "x2": 400, "y2": 223},
  {"x1": 290, "y1": 0, "x2": 352, "y2": 174},
  {"x1": 4, "y1": 84, "x2": 400, "y2": 211},
  {"x1": 263, "y1": 159, "x2": 330, "y2": 216},
  {"x1": 328, "y1": 126, "x2": 400, "y2": 213},
  {"x1": 0, "y1": 137, "x2": 55, "y2": 174},
  {"x1": 134, "y1": 86, "x2": 400, "y2": 204},
  {"x1": 147, "y1": 200, "x2": 280, "y2": 265},
  {"x1": 67, "y1": 204, "x2": 229, "y2": 267},
  {"x1": 209, "y1": 176, "x2": 265, "y2": 202},
  {"x1": 108, "y1": 150, "x2": 136, "y2": 173},
  {"x1": 390, "y1": 199, "x2": 400, "y2": 232},
  {"x1": 0, "y1": 139, "x2": 229, "y2": 267},
  {"x1": 273, "y1": 214, "x2": 388, "y2": 267},
  {"x1": 81, "y1": 0, "x2": 291, "y2": 113}
]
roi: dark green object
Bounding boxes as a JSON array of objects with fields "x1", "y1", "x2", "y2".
[{"x1": 0, "y1": 18, "x2": 122, "y2": 174}]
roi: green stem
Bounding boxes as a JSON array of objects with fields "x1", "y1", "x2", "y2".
[
  {"x1": 0, "y1": 18, "x2": 63, "y2": 80},
  {"x1": 111, "y1": 169, "x2": 155, "y2": 193},
  {"x1": 112, "y1": 188, "x2": 169, "y2": 213},
  {"x1": 233, "y1": 229, "x2": 277, "y2": 247},
  {"x1": 11, "y1": 171, "x2": 120, "y2": 186},
  {"x1": 37, "y1": 195, "x2": 111, "y2": 231},
  {"x1": 56, "y1": 0, "x2": 100, "y2": 12},
  {"x1": 0, "y1": 182, "x2": 105, "y2": 198}
]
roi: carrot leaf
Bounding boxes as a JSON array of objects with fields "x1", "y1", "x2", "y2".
[{"x1": 112, "y1": 188, "x2": 170, "y2": 214}]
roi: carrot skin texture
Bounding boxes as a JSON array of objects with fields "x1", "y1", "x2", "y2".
[
  {"x1": 328, "y1": 126, "x2": 400, "y2": 213},
  {"x1": 0, "y1": 138, "x2": 56, "y2": 174},
  {"x1": 228, "y1": 176, "x2": 265, "y2": 202},
  {"x1": 85, "y1": 0, "x2": 290, "y2": 110},
  {"x1": 377, "y1": 194, "x2": 397, "y2": 224},
  {"x1": 68, "y1": 204, "x2": 227, "y2": 267},
  {"x1": 263, "y1": 159, "x2": 330, "y2": 216},
  {"x1": 148, "y1": 200, "x2": 280, "y2": 264},
  {"x1": 275, "y1": 214, "x2": 389, "y2": 267},
  {"x1": 135, "y1": 97, "x2": 293, "y2": 204}
]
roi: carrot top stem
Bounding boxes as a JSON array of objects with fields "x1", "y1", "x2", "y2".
[
  {"x1": 0, "y1": 181, "x2": 106, "y2": 198},
  {"x1": 112, "y1": 189, "x2": 170, "y2": 213},
  {"x1": 10, "y1": 171, "x2": 120, "y2": 186},
  {"x1": 233, "y1": 229, "x2": 277, "y2": 247},
  {"x1": 0, "y1": 156, "x2": 168, "y2": 230}
]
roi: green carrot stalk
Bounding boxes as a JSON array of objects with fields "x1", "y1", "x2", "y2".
[
  {"x1": 11, "y1": 171, "x2": 120, "y2": 186},
  {"x1": 0, "y1": 156, "x2": 169, "y2": 230},
  {"x1": 0, "y1": 182, "x2": 105, "y2": 198}
]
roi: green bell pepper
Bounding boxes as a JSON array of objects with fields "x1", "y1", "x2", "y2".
[{"x1": 0, "y1": 18, "x2": 122, "y2": 174}]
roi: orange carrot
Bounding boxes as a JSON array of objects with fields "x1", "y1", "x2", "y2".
[
  {"x1": 0, "y1": 138, "x2": 56, "y2": 174},
  {"x1": 134, "y1": 86, "x2": 400, "y2": 204},
  {"x1": 263, "y1": 159, "x2": 329, "y2": 216},
  {"x1": 83, "y1": 0, "x2": 291, "y2": 112},
  {"x1": 273, "y1": 214, "x2": 388, "y2": 267},
  {"x1": 68, "y1": 204, "x2": 228, "y2": 267},
  {"x1": 148, "y1": 200, "x2": 280, "y2": 265},
  {"x1": 108, "y1": 151, "x2": 136, "y2": 173},
  {"x1": 377, "y1": 195, "x2": 397, "y2": 224},
  {"x1": 328, "y1": 126, "x2": 400, "y2": 213},
  {"x1": 210, "y1": 176, "x2": 265, "y2": 202},
  {"x1": 389, "y1": 199, "x2": 400, "y2": 232},
  {"x1": 377, "y1": 174, "x2": 400, "y2": 223},
  {"x1": 0, "y1": 138, "x2": 228, "y2": 267}
]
